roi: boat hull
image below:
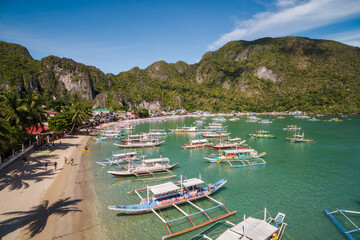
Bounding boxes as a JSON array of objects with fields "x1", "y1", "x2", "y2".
[
  {"x1": 108, "y1": 162, "x2": 178, "y2": 177},
  {"x1": 108, "y1": 178, "x2": 227, "y2": 214}
]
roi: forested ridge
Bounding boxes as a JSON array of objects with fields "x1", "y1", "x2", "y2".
[{"x1": 1, "y1": 36, "x2": 359, "y2": 113}]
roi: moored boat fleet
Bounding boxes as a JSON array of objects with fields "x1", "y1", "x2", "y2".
[{"x1": 91, "y1": 113, "x2": 344, "y2": 239}]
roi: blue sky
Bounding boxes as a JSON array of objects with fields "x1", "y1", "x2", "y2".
[{"x1": 1, "y1": 0, "x2": 360, "y2": 74}]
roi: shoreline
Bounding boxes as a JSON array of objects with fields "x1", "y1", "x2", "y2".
[{"x1": 0, "y1": 131, "x2": 95, "y2": 240}]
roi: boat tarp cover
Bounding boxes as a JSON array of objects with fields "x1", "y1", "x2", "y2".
[
  {"x1": 217, "y1": 217, "x2": 277, "y2": 240},
  {"x1": 224, "y1": 149, "x2": 254, "y2": 154},
  {"x1": 143, "y1": 158, "x2": 170, "y2": 163},
  {"x1": 150, "y1": 182, "x2": 180, "y2": 195},
  {"x1": 182, "y1": 178, "x2": 205, "y2": 187}
]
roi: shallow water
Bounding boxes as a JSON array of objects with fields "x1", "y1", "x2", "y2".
[{"x1": 88, "y1": 116, "x2": 360, "y2": 240}]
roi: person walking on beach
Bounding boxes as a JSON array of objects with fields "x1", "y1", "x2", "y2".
[
  {"x1": 64, "y1": 157, "x2": 67, "y2": 164},
  {"x1": 44, "y1": 161, "x2": 48, "y2": 171},
  {"x1": 70, "y1": 158, "x2": 74, "y2": 166},
  {"x1": 54, "y1": 161, "x2": 58, "y2": 171}
]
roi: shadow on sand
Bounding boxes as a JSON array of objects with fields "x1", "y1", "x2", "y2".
[
  {"x1": 0, "y1": 158, "x2": 56, "y2": 191},
  {"x1": 0, "y1": 197, "x2": 82, "y2": 238}
]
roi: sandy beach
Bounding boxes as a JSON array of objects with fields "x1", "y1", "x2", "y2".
[{"x1": 0, "y1": 131, "x2": 98, "y2": 240}]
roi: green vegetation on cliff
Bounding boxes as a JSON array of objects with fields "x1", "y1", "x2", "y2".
[{"x1": 0, "y1": 37, "x2": 359, "y2": 113}]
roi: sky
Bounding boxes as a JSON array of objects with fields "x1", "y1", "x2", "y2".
[{"x1": 1, "y1": 0, "x2": 360, "y2": 74}]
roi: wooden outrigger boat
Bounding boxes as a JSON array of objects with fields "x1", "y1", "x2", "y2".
[
  {"x1": 96, "y1": 151, "x2": 140, "y2": 166},
  {"x1": 107, "y1": 157, "x2": 178, "y2": 179},
  {"x1": 182, "y1": 139, "x2": 212, "y2": 149},
  {"x1": 204, "y1": 149, "x2": 266, "y2": 167},
  {"x1": 147, "y1": 129, "x2": 168, "y2": 137},
  {"x1": 202, "y1": 131, "x2": 230, "y2": 138},
  {"x1": 170, "y1": 126, "x2": 198, "y2": 133},
  {"x1": 248, "y1": 130, "x2": 276, "y2": 138},
  {"x1": 325, "y1": 209, "x2": 360, "y2": 240},
  {"x1": 286, "y1": 132, "x2": 314, "y2": 143},
  {"x1": 113, "y1": 139, "x2": 164, "y2": 148},
  {"x1": 211, "y1": 137, "x2": 247, "y2": 150},
  {"x1": 109, "y1": 174, "x2": 236, "y2": 238},
  {"x1": 212, "y1": 116, "x2": 226, "y2": 122},
  {"x1": 192, "y1": 208, "x2": 287, "y2": 240},
  {"x1": 205, "y1": 123, "x2": 226, "y2": 131},
  {"x1": 283, "y1": 125, "x2": 301, "y2": 130}
]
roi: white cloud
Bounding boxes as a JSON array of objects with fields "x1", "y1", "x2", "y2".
[
  {"x1": 208, "y1": 0, "x2": 360, "y2": 50},
  {"x1": 277, "y1": 0, "x2": 297, "y2": 7},
  {"x1": 326, "y1": 29, "x2": 360, "y2": 47}
]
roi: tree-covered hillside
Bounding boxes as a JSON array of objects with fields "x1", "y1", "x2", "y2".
[{"x1": 0, "y1": 37, "x2": 359, "y2": 113}]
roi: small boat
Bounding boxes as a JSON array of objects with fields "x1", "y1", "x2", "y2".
[
  {"x1": 107, "y1": 157, "x2": 178, "y2": 179},
  {"x1": 204, "y1": 149, "x2": 266, "y2": 167},
  {"x1": 96, "y1": 151, "x2": 140, "y2": 166},
  {"x1": 170, "y1": 126, "x2": 198, "y2": 133},
  {"x1": 248, "y1": 130, "x2": 276, "y2": 138},
  {"x1": 325, "y1": 209, "x2": 360, "y2": 240},
  {"x1": 202, "y1": 131, "x2": 230, "y2": 138},
  {"x1": 329, "y1": 118, "x2": 343, "y2": 122},
  {"x1": 228, "y1": 117, "x2": 240, "y2": 121},
  {"x1": 211, "y1": 137, "x2": 247, "y2": 150},
  {"x1": 194, "y1": 120, "x2": 204, "y2": 125},
  {"x1": 78, "y1": 148, "x2": 91, "y2": 151},
  {"x1": 283, "y1": 125, "x2": 301, "y2": 130},
  {"x1": 113, "y1": 139, "x2": 164, "y2": 148},
  {"x1": 182, "y1": 139, "x2": 211, "y2": 149},
  {"x1": 308, "y1": 117, "x2": 320, "y2": 121},
  {"x1": 192, "y1": 209, "x2": 287, "y2": 240},
  {"x1": 109, "y1": 174, "x2": 236, "y2": 239},
  {"x1": 286, "y1": 132, "x2": 314, "y2": 143},
  {"x1": 212, "y1": 117, "x2": 226, "y2": 122},
  {"x1": 147, "y1": 129, "x2": 168, "y2": 137},
  {"x1": 259, "y1": 119, "x2": 273, "y2": 124}
]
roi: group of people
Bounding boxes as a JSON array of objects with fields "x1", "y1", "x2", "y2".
[{"x1": 64, "y1": 157, "x2": 74, "y2": 166}]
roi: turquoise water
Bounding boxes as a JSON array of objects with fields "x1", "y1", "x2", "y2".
[{"x1": 89, "y1": 116, "x2": 360, "y2": 240}]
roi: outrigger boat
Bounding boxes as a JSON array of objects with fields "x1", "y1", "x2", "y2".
[
  {"x1": 107, "y1": 157, "x2": 178, "y2": 179},
  {"x1": 202, "y1": 131, "x2": 230, "y2": 138},
  {"x1": 325, "y1": 209, "x2": 360, "y2": 240},
  {"x1": 192, "y1": 208, "x2": 287, "y2": 240},
  {"x1": 248, "y1": 130, "x2": 276, "y2": 138},
  {"x1": 286, "y1": 132, "x2": 314, "y2": 143},
  {"x1": 204, "y1": 149, "x2": 266, "y2": 167},
  {"x1": 109, "y1": 174, "x2": 236, "y2": 239},
  {"x1": 211, "y1": 137, "x2": 247, "y2": 150},
  {"x1": 170, "y1": 126, "x2": 198, "y2": 133},
  {"x1": 206, "y1": 123, "x2": 226, "y2": 130},
  {"x1": 114, "y1": 138, "x2": 164, "y2": 148},
  {"x1": 283, "y1": 125, "x2": 301, "y2": 130},
  {"x1": 212, "y1": 116, "x2": 226, "y2": 122},
  {"x1": 182, "y1": 139, "x2": 212, "y2": 149},
  {"x1": 96, "y1": 151, "x2": 140, "y2": 166},
  {"x1": 147, "y1": 129, "x2": 168, "y2": 137},
  {"x1": 229, "y1": 117, "x2": 240, "y2": 121}
]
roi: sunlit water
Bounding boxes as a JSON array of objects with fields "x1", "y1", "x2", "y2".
[{"x1": 88, "y1": 116, "x2": 360, "y2": 240}]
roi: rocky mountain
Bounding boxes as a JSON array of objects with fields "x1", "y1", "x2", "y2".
[{"x1": 0, "y1": 37, "x2": 359, "y2": 113}]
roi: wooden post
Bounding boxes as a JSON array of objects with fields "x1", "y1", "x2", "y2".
[
  {"x1": 22, "y1": 143, "x2": 24, "y2": 152},
  {"x1": 12, "y1": 149, "x2": 15, "y2": 157}
]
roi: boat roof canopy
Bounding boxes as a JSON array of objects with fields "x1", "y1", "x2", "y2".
[
  {"x1": 182, "y1": 178, "x2": 204, "y2": 187},
  {"x1": 150, "y1": 182, "x2": 180, "y2": 195},
  {"x1": 143, "y1": 158, "x2": 169, "y2": 163},
  {"x1": 224, "y1": 149, "x2": 254, "y2": 154},
  {"x1": 190, "y1": 139, "x2": 208, "y2": 143},
  {"x1": 228, "y1": 137, "x2": 242, "y2": 141},
  {"x1": 217, "y1": 217, "x2": 278, "y2": 240},
  {"x1": 113, "y1": 151, "x2": 137, "y2": 157}
]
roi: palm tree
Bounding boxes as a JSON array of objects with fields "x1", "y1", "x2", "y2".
[
  {"x1": 63, "y1": 101, "x2": 91, "y2": 134},
  {"x1": 0, "y1": 118, "x2": 10, "y2": 155},
  {"x1": 0, "y1": 92, "x2": 27, "y2": 130},
  {"x1": 22, "y1": 93, "x2": 47, "y2": 130}
]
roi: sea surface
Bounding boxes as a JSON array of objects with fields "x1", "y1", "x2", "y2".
[{"x1": 88, "y1": 116, "x2": 360, "y2": 240}]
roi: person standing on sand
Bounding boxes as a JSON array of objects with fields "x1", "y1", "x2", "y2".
[
  {"x1": 44, "y1": 161, "x2": 48, "y2": 171},
  {"x1": 70, "y1": 158, "x2": 74, "y2": 166},
  {"x1": 64, "y1": 157, "x2": 67, "y2": 164},
  {"x1": 54, "y1": 161, "x2": 57, "y2": 170}
]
